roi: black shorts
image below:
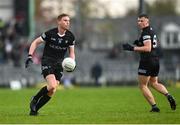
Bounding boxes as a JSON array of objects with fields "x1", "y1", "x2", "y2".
[
  {"x1": 41, "y1": 58, "x2": 63, "y2": 81},
  {"x1": 138, "y1": 58, "x2": 159, "y2": 77}
]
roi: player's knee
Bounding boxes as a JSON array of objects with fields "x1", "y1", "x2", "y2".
[
  {"x1": 48, "y1": 86, "x2": 57, "y2": 96},
  {"x1": 150, "y1": 81, "x2": 158, "y2": 87},
  {"x1": 139, "y1": 83, "x2": 147, "y2": 90},
  {"x1": 139, "y1": 85, "x2": 144, "y2": 90},
  {"x1": 149, "y1": 78, "x2": 158, "y2": 85},
  {"x1": 48, "y1": 89, "x2": 56, "y2": 96},
  {"x1": 49, "y1": 85, "x2": 57, "y2": 91},
  {"x1": 48, "y1": 83, "x2": 58, "y2": 93}
]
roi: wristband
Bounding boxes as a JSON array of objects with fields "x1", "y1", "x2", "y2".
[{"x1": 28, "y1": 54, "x2": 32, "y2": 57}]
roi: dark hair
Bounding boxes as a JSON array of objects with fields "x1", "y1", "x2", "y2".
[
  {"x1": 138, "y1": 14, "x2": 149, "y2": 19},
  {"x1": 57, "y1": 13, "x2": 69, "y2": 20}
]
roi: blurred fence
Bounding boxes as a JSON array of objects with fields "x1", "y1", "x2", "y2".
[
  {"x1": 0, "y1": 64, "x2": 43, "y2": 88},
  {"x1": 0, "y1": 48, "x2": 179, "y2": 88}
]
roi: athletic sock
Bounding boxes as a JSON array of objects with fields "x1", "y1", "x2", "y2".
[
  {"x1": 33, "y1": 86, "x2": 49, "y2": 101},
  {"x1": 165, "y1": 93, "x2": 171, "y2": 98},
  {"x1": 36, "y1": 94, "x2": 51, "y2": 111},
  {"x1": 152, "y1": 104, "x2": 157, "y2": 108}
]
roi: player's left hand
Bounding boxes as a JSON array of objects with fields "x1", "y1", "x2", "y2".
[
  {"x1": 25, "y1": 55, "x2": 33, "y2": 68},
  {"x1": 122, "y1": 43, "x2": 134, "y2": 51}
]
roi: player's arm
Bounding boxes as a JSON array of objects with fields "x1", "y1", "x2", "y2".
[
  {"x1": 28, "y1": 37, "x2": 44, "y2": 55},
  {"x1": 25, "y1": 37, "x2": 44, "y2": 68},
  {"x1": 134, "y1": 39, "x2": 151, "y2": 52},
  {"x1": 69, "y1": 45, "x2": 75, "y2": 60},
  {"x1": 68, "y1": 33, "x2": 76, "y2": 60}
]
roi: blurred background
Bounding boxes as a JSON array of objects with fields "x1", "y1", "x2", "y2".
[{"x1": 0, "y1": 0, "x2": 179, "y2": 89}]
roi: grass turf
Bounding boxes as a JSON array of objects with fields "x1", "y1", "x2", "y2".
[{"x1": 0, "y1": 86, "x2": 179, "y2": 124}]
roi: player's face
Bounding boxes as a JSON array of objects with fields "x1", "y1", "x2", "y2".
[
  {"x1": 58, "y1": 16, "x2": 70, "y2": 30},
  {"x1": 137, "y1": 17, "x2": 149, "y2": 29}
]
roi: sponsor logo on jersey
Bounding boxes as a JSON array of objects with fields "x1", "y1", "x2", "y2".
[
  {"x1": 51, "y1": 38, "x2": 56, "y2": 41},
  {"x1": 58, "y1": 38, "x2": 63, "y2": 44},
  {"x1": 49, "y1": 44, "x2": 67, "y2": 50}
]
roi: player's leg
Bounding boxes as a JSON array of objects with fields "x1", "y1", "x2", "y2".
[
  {"x1": 138, "y1": 75, "x2": 160, "y2": 112},
  {"x1": 149, "y1": 76, "x2": 168, "y2": 95},
  {"x1": 35, "y1": 67, "x2": 63, "y2": 113},
  {"x1": 150, "y1": 77, "x2": 176, "y2": 110},
  {"x1": 138, "y1": 60, "x2": 159, "y2": 112},
  {"x1": 35, "y1": 74, "x2": 59, "y2": 111},
  {"x1": 29, "y1": 67, "x2": 57, "y2": 115},
  {"x1": 29, "y1": 85, "x2": 49, "y2": 115}
]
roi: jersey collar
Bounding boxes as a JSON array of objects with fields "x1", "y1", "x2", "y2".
[
  {"x1": 57, "y1": 32, "x2": 65, "y2": 37},
  {"x1": 57, "y1": 27, "x2": 66, "y2": 37}
]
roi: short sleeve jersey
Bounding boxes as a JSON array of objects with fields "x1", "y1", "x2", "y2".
[
  {"x1": 138, "y1": 26, "x2": 160, "y2": 60},
  {"x1": 40, "y1": 28, "x2": 75, "y2": 61}
]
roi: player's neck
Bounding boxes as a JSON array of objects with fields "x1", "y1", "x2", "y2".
[{"x1": 58, "y1": 27, "x2": 66, "y2": 35}]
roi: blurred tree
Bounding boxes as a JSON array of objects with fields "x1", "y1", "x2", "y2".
[
  {"x1": 147, "y1": 0, "x2": 178, "y2": 15},
  {"x1": 14, "y1": 0, "x2": 29, "y2": 36},
  {"x1": 126, "y1": 0, "x2": 178, "y2": 16},
  {"x1": 35, "y1": 0, "x2": 42, "y2": 18},
  {"x1": 73, "y1": 0, "x2": 104, "y2": 48},
  {"x1": 73, "y1": 0, "x2": 92, "y2": 48},
  {"x1": 73, "y1": 0, "x2": 118, "y2": 48},
  {"x1": 126, "y1": 9, "x2": 137, "y2": 16}
]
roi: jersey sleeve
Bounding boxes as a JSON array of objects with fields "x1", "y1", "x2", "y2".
[
  {"x1": 142, "y1": 30, "x2": 151, "y2": 42},
  {"x1": 69, "y1": 33, "x2": 75, "y2": 46},
  {"x1": 40, "y1": 31, "x2": 51, "y2": 42}
]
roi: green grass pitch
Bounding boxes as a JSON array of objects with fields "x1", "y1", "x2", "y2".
[{"x1": 0, "y1": 86, "x2": 179, "y2": 124}]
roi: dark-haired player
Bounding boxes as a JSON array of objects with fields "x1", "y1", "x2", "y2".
[
  {"x1": 122, "y1": 14, "x2": 176, "y2": 112},
  {"x1": 25, "y1": 13, "x2": 76, "y2": 115}
]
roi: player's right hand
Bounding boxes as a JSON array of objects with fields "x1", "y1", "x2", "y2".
[
  {"x1": 25, "y1": 55, "x2": 33, "y2": 68},
  {"x1": 122, "y1": 43, "x2": 134, "y2": 51}
]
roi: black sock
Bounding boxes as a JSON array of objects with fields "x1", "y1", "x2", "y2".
[
  {"x1": 33, "y1": 86, "x2": 49, "y2": 101},
  {"x1": 165, "y1": 93, "x2": 171, "y2": 98},
  {"x1": 36, "y1": 94, "x2": 51, "y2": 111},
  {"x1": 152, "y1": 104, "x2": 157, "y2": 108}
]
